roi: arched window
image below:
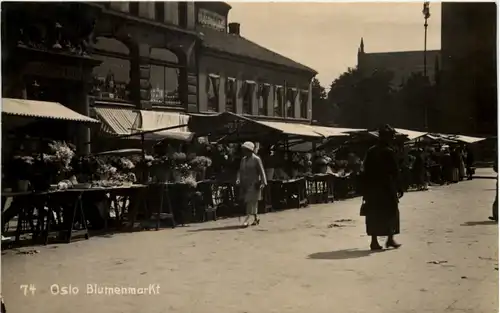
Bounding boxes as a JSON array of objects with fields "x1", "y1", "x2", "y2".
[
  {"x1": 91, "y1": 37, "x2": 131, "y2": 102},
  {"x1": 149, "y1": 48, "x2": 182, "y2": 107}
]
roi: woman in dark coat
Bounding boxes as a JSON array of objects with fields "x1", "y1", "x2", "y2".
[{"x1": 361, "y1": 125, "x2": 403, "y2": 250}]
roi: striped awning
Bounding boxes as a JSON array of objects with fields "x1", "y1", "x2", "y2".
[
  {"x1": 2, "y1": 98, "x2": 99, "y2": 124},
  {"x1": 92, "y1": 107, "x2": 138, "y2": 136},
  {"x1": 133, "y1": 110, "x2": 193, "y2": 141}
]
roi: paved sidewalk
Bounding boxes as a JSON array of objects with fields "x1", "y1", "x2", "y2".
[{"x1": 2, "y1": 172, "x2": 498, "y2": 313}]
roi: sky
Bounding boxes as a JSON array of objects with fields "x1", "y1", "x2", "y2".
[{"x1": 228, "y1": 2, "x2": 441, "y2": 89}]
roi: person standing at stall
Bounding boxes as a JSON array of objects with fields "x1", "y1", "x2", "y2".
[
  {"x1": 466, "y1": 146, "x2": 475, "y2": 180},
  {"x1": 361, "y1": 125, "x2": 403, "y2": 250},
  {"x1": 236, "y1": 142, "x2": 267, "y2": 227}
]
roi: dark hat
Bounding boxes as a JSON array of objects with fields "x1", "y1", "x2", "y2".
[{"x1": 378, "y1": 124, "x2": 396, "y2": 138}]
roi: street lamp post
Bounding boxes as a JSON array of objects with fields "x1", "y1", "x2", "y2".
[{"x1": 422, "y1": 1, "x2": 431, "y2": 130}]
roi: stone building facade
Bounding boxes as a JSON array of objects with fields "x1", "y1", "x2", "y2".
[
  {"x1": 195, "y1": 2, "x2": 317, "y2": 123},
  {"x1": 2, "y1": 2, "x2": 318, "y2": 154},
  {"x1": 439, "y1": 2, "x2": 497, "y2": 136},
  {"x1": 357, "y1": 38, "x2": 441, "y2": 88}
]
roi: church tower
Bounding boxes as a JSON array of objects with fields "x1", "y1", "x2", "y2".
[{"x1": 357, "y1": 37, "x2": 365, "y2": 69}]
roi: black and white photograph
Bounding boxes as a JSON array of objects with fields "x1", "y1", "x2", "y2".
[{"x1": 0, "y1": 1, "x2": 498, "y2": 312}]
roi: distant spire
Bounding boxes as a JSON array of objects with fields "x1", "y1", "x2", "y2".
[{"x1": 359, "y1": 37, "x2": 365, "y2": 53}]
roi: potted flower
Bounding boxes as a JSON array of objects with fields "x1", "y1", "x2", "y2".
[
  {"x1": 171, "y1": 152, "x2": 187, "y2": 182},
  {"x1": 48, "y1": 141, "x2": 76, "y2": 174}
]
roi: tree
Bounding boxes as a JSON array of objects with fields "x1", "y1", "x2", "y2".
[
  {"x1": 394, "y1": 72, "x2": 433, "y2": 130},
  {"x1": 311, "y1": 78, "x2": 334, "y2": 125},
  {"x1": 327, "y1": 67, "x2": 395, "y2": 128}
]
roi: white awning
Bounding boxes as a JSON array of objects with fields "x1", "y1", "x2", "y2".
[
  {"x1": 394, "y1": 128, "x2": 428, "y2": 140},
  {"x1": 245, "y1": 80, "x2": 256, "y2": 84},
  {"x1": 134, "y1": 110, "x2": 194, "y2": 141},
  {"x1": 256, "y1": 120, "x2": 323, "y2": 138},
  {"x1": 454, "y1": 135, "x2": 486, "y2": 143},
  {"x1": 2, "y1": 98, "x2": 99, "y2": 124},
  {"x1": 208, "y1": 73, "x2": 220, "y2": 78},
  {"x1": 308, "y1": 125, "x2": 362, "y2": 138}
]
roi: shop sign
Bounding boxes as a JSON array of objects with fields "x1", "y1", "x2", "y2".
[
  {"x1": 198, "y1": 9, "x2": 226, "y2": 32},
  {"x1": 24, "y1": 62, "x2": 84, "y2": 81}
]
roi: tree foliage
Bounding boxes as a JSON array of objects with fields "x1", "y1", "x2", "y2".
[
  {"x1": 311, "y1": 78, "x2": 334, "y2": 125},
  {"x1": 327, "y1": 67, "x2": 395, "y2": 129},
  {"x1": 318, "y1": 66, "x2": 439, "y2": 131}
]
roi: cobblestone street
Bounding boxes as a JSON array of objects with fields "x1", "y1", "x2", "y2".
[{"x1": 2, "y1": 170, "x2": 498, "y2": 313}]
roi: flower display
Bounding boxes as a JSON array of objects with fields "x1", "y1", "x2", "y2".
[
  {"x1": 14, "y1": 155, "x2": 35, "y2": 165},
  {"x1": 189, "y1": 156, "x2": 212, "y2": 170},
  {"x1": 180, "y1": 174, "x2": 197, "y2": 188},
  {"x1": 119, "y1": 157, "x2": 135, "y2": 170},
  {"x1": 48, "y1": 141, "x2": 75, "y2": 172}
]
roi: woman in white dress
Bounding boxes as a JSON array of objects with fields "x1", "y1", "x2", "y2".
[{"x1": 236, "y1": 142, "x2": 267, "y2": 227}]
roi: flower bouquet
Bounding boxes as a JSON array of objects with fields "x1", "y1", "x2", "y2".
[
  {"x1": 48, "y1": 141, "x2": 76, "y2": 173},
  {"x1": 189, "y1": 156, "x2": 212, "y2": 181}
]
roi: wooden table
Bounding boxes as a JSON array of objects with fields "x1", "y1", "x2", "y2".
[
  {"x1": 2, "y1": 184, "x2": 148, "y2": 245},
  {"x1": 269, "y1": 178, "x2": 308, "y2": 210}
]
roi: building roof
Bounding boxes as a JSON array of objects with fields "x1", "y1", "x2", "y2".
[{"x1": 197, "y1": 26, "x2": 317, "y2": 74}]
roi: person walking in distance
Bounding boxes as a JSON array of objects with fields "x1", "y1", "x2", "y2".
[
  {"x1": 361, "y1": 125, "x2": 403, "y2": 250},
  {"x1": 236, "y1": 142, "x2": 267, "y2": 227},
  {"x1": 489, "y1": 154, "x2": 498, "y2": 222}
]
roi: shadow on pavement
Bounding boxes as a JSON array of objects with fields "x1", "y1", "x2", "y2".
[
  {"x1": 188, "y1": 225, "x2": 245, "y2": 232},
  {"x1": 308, "y1": 249, "x2": 385, "y2": 260},
  {"x1": 461, "y1": 221, "x2": 498, "y2": 226}
]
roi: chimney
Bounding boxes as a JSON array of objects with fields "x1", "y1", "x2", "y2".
[{"x1": 228, "y1": 22, "x2": 240, "y2": 36}]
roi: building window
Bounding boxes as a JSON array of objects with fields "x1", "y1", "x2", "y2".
[
  {"x1": 155, "y1": 2, "x2": 165, "y2": 22},
  {"x1": 129, "y1": 2, "x2": 139, "y2": 15},
  {"x1": 300, "y1": 90, "x2": 308, "y2": 118},
  {"x1": 207, "y1": 74, "x2": 220, "y2": 111},
  {"x1": 258, "y1": 84, "x2": 270, "y2": 116},
  {"x1": 286, "y1": 88, "x2": 296, "y2": 118},
  {"x1": 241, "y1": 80, "x2": 255, "y2": 115},
  {"x1": 149, "y1": 48, "x2": 182, "y2": 107},
  {"x1": 273, "y1": 86, "x2": 284, "y2": 117},
  {"x1": 91, "y1": 37, "x2": 131, "y2": 102},
  {"x1": 178, "y1": 2, "x2": 187, "y2": 28},
  {"x1": 150, "y1": 66, "x2": 180, "y2": 106},
  {"x1": 225, "y1": 77, "x2": 236, "y2": 113}
]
